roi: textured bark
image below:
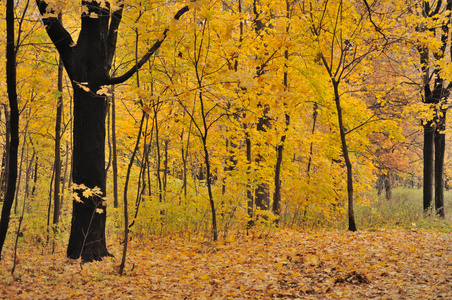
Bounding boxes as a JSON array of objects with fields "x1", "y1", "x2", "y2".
[{"x1": 67, "y1": 88, "x2": 109, "y2": 261}]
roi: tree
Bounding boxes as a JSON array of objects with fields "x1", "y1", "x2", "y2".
[
  {"x1": 36, "y1": 0, "x2": 189, "y2": 261},
  {"x1": 0, "y1": 0, "x2": 20, "y2": 259},
  {"x1": 308, "y1": 0, "x2": 391, "y2": 231},
  {"x1": 415, "y1": 0, "x2": 451, "y2": 218}
]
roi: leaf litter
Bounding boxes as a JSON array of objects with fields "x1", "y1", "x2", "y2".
[{"x1": 1, "y1": 229, "x2": 452, "y2": 299}]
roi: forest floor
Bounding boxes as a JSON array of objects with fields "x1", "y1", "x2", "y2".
[{"x1": 1, "y1": 228, "x2": 452, "y2": 299}]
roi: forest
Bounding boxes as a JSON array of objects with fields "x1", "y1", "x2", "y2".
[{"x1": 2, "y1": 0, "x2": 452, "y2": 298}]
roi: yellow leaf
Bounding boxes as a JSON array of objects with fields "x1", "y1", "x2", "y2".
[
  {"x1": 142, "y1": 105, "x2": 153, "y2": 115},
  {"x1": 83, "y1": 189, "x2": 93, "y2": 198},
  {"x1": 72, "y1": 193, "x2": 83, "y2": 203},
  {"x1": 200, "y1": 274, "x2": 210, "y2": 281},
  {"x1": 74, "y1": 82, "x2": 90, "y2": 93}
]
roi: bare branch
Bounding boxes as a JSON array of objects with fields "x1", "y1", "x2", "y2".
[{"x1": 105, "y1": 5, "x2": 190, "y2": 86}]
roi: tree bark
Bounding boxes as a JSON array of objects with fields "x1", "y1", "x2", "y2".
[
  {"x1": 0, "y1": 106, "x2": 10, "y2": 200},
  {"x1": 0, "y1": 0, "x2": 20, "y2": 258},
  {"x1": 67, "y1": 87, "x2": 110, "y2": 261},
  {"x1": 333, "y1": 80, "x2": 357, "y2": 232},
  {"x1": 423, "y1": 125, "x2": 435, "y2": 213},
  {"x1": 111, "y1": 88, "x2": 119, "y2": 209},
  {"x1": 53, "y1": 50, "x2": 64, "y2": 225},
  {"x1": 435, "y1": 130, "x2": 445, "y2": 218}
]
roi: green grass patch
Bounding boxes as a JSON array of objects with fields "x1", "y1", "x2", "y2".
[{"x1": 356, "y1": 188, "x2": 452, "y2": 232}]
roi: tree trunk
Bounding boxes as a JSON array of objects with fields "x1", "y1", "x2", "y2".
[
  {"x1": 0, "y1": 105, "x2": 10, "y2": 200},
  {"x1": 273, "y1": 43, "x2": 290, "y2": 220},
  {"x1": 111, "y1": 87, "x2": 119, "y2": 209},
  {"x1": 53, "y1": 53, "x2": 64, "y2": 225},
  {"x1": 384, "y1": 174, "x2": 392, "y2": 200},
  {"x1": 254, "y1": 108, "x2": 271, "y2": 212},
  {"x1": 0, "y1": 0, "x2": 20, "y2": 258},
  {"x1": 67, "y1": 87, "x2": 110, "y2": 261},
  {"x1": 119, "y1": 111, "x2": 145, "y2": 275},
  {"x1": 245, "y1": 131, "x2": 254, "y2": 226},
  {"x1": 36, "y1": 0, "x2": 189, "y2": 260},
  {"x1": 423, "y1": 125, "x2": 435, "y2": 213},
  {"x1": 435, "y1": 130, "x2": 445, "y2": 218},
  {"x1": 333, "y1": 80, "x2": 356, "y2": 232}
]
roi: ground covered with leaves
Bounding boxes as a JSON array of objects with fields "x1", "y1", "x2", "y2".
[{"x1": 1, "y1": 229, "x2": 452, "y2": 299}]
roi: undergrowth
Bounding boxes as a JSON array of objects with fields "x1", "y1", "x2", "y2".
[{"x1": 2, "y1": 187, "x2": 452, "y2": 260}]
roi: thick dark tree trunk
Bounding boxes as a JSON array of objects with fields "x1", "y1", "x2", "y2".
[
  {"x1": 67, "y1": 88, "x2": 109, "y2": 261},
  {"x1": 435, "y1": 130, "x2": 445, "y2": 218},
  {"x1": 423, "y1": 125, "x2": 435, "y2": 213},
  {"x1": 36, "y1": 1, "x2": 189, "y2": 260},
  {"x1": 0, "y1": 0, "x2": 20, "y2": 258}
]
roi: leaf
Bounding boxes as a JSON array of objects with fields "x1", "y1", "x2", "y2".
[
  {"x1": 74, "y1": 82, "x2": 91, "y2": 93},
  {"x1": 97, "y1": 86, "x2": 111, "y2": 96},
  {"x1": 142, "y1": 105, "x2": 153, "y2": 115},
  {"x1": 72, "y1": 192, "x2": 83, "y2": 203},
  {"x1": 91, "y1": 186, "x2": 102, "y2": 196},
  {"x1": 82, "y1": 189, "x2": 94, "y2": 198}
]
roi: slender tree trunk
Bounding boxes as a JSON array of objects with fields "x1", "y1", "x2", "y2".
[
  {"x1": 31, "y1": 154, "x2": 38, "y2": 197},
  {"x1": 384, "y1": 174, "x2": 392, "y2": 200},
  {"x1": 435, "y1": 130, "x2": 446, "y2": 218},
  {"x1": 119, "y1": 111, "x2": 145, "y2": 275},
  {"x1": 333, "y1": 81, "x2": 356, "y2": 232},
  {"x1": 0, "y1": 105, "x2": 10, "y2": 199},
  {"x1": 46, "y1": 164, "x2": 55, "y2": 242},
  {"x1": 111, "y1": 87, "x2": 119, "y2": 208},
  {"x1": 14, "y1": 123, "x2": 27, "y2": 215},
  {"x1": 254, "y1": 107, "x2": 271, "y2": 213},
  {"x1": 0, "y1": 0, "x2": 20, "y2": 259},
  {"x1": 202, "y1": 136, "x2": 218, "y2": 241},
  {"x1": 246, "y1": 131, "x2": 254, "y2": 227},
  {"x1": 306, "y1": 103, "x2": 318, "y2": 177},
  {"x1": 423, "y1": 125, "x2": 435, "y2": 213},
  {"x1": 273, "y1": 43, "x2": 290, "y2": 219},
  {"x1": 53, "y1": 50, "x2": 64, "y2": 225},
  {"x1": 163, "y1": 139, "x2": 169, "y2": 196}
]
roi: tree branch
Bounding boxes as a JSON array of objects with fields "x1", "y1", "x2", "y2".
[
  {"x1": 362, "y1": 0, "x2": 388, "y2": 41},
  {"x1": 35, "y1": 0, "x2": 75, "y2": 76},
  {"x1": 106, "y1": 4, "x2": 124, "y2": 70},
  {"x1": 105, "y1": 5, "x2": 190, "y2": 86}
]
